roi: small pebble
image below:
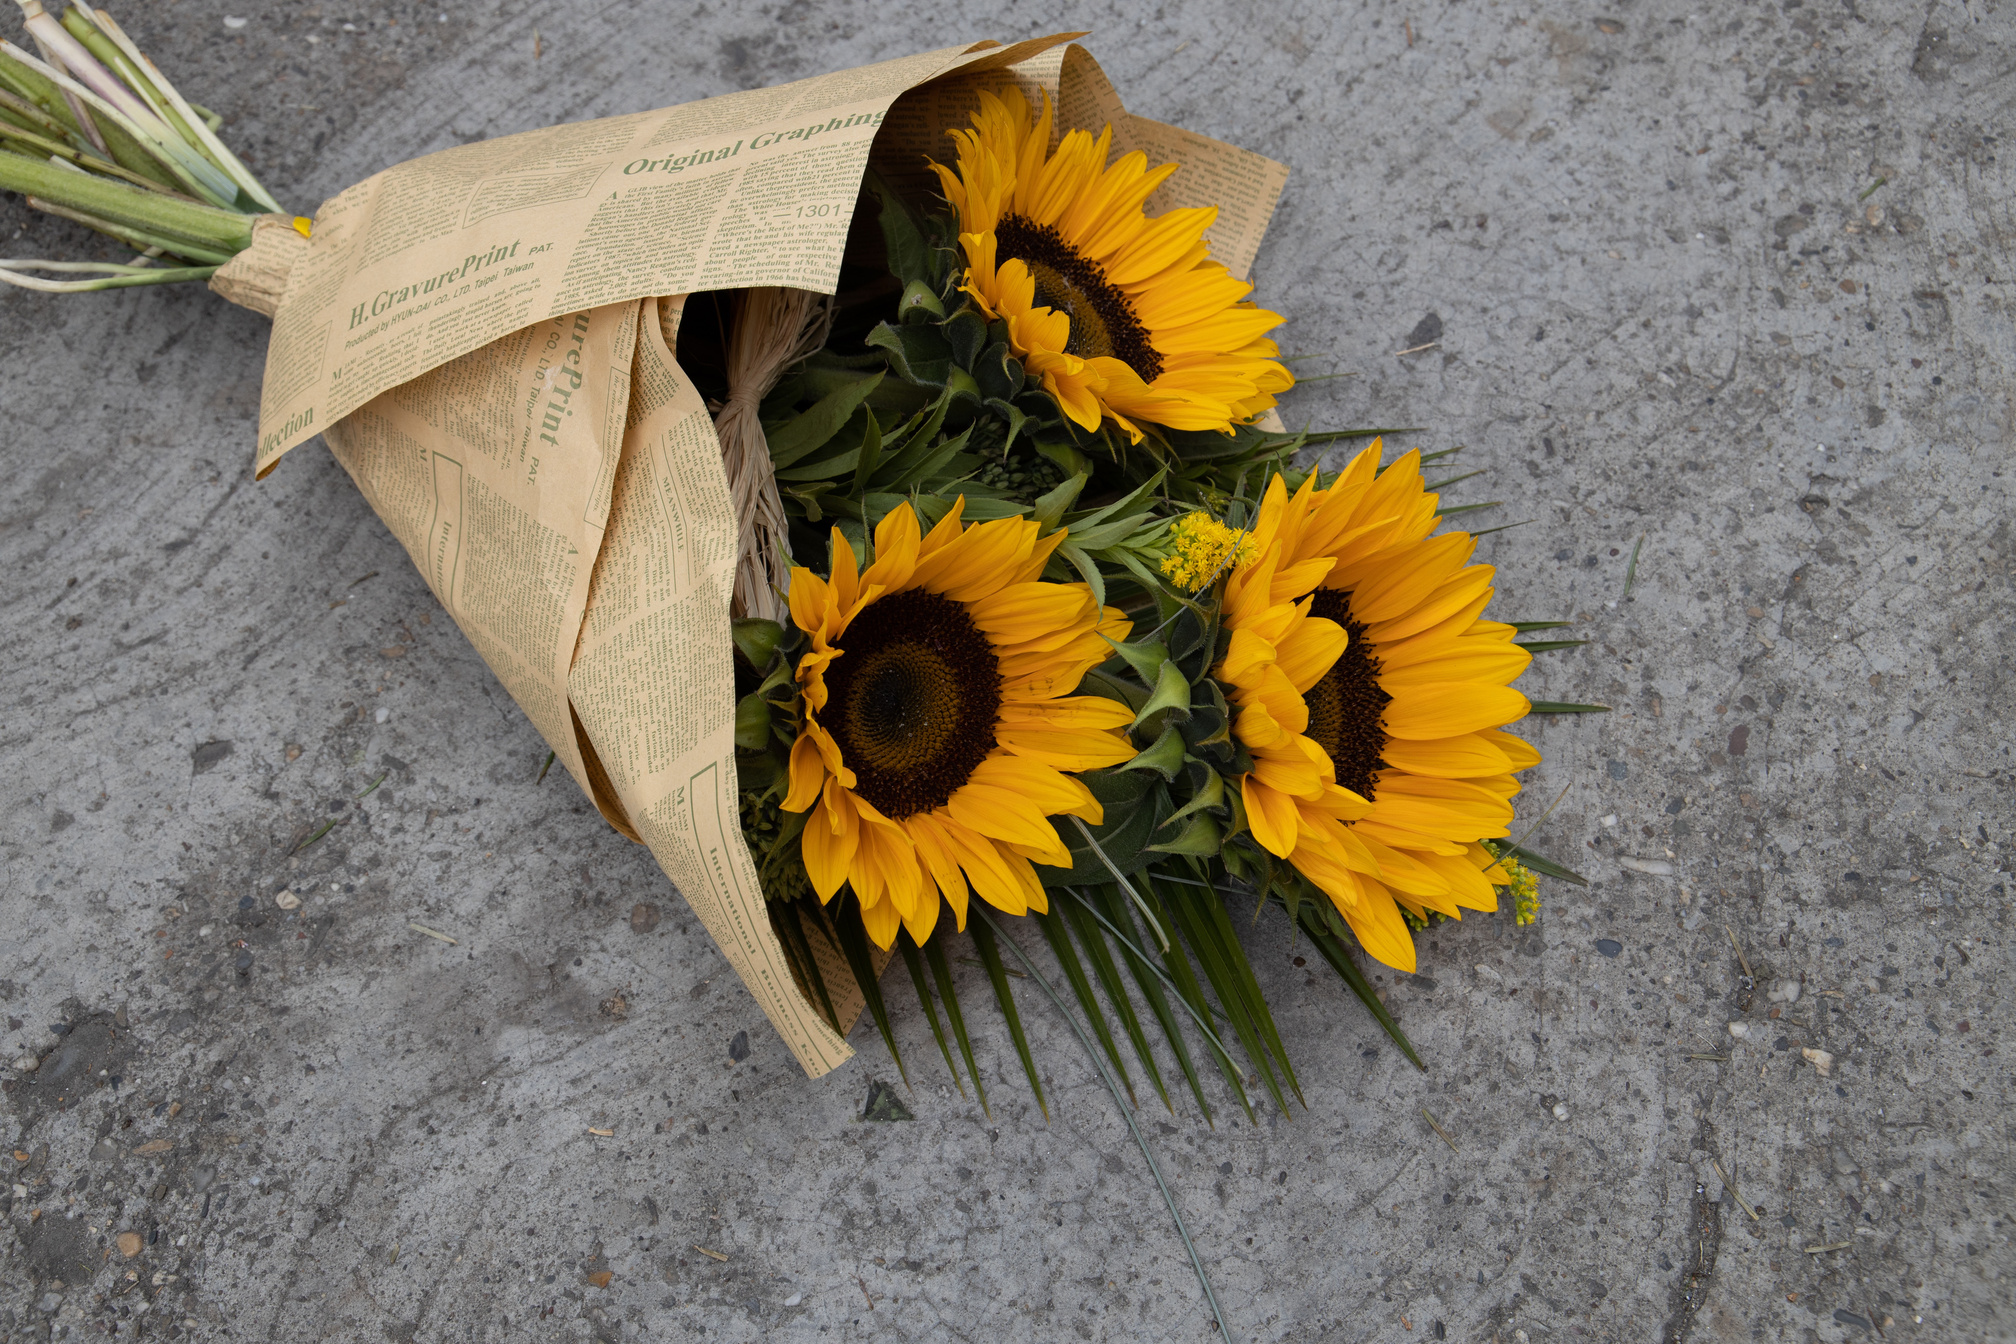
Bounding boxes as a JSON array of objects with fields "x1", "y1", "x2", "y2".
[
  {"x1": 1594, "y1": 939, "x2": 1623, "y2": 958},
  {"x1": 275, "y1": 891, "x2": 302, "y2": 911},
  {"x1": 1727, "y1": 1021, "x2": 1751, "y2": 1039},
  {"x1": 1619, "y1": 856, "x2": 1674, "y2": 876},
  {"x1": 1802, "y1": 1047, "x2": 1835, "y2": 1077},
  {"x1": 116, "y1": 1232, "x2": 142, "y2": 1258},
  {"x1": 222, "y1": 14, "x2": 247, "y2": 28},
  {"x1": 1767, "y1": 979, "x2": 1801, "y2": 1004},
  {"x1": 12, "y1": 1055, "x2": 36, "y2": 1073},
  {"x1": 1550, "y1": 1102, "x2": 1569, "y2": 1121},
  {"x1": 1474, "y1": 964, "x2": 1504, "y2": 986},
  {"x1": 1599, "y1": 814, "x2": 1617, "y2": 827},
  {"x1": 374, "y1": 707, "x2": 390, "y2": 724},
  {"x1": 783, "y1": 1293, "x2": 802, "y2": 1307}
]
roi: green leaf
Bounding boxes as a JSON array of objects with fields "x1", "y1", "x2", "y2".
[
  {"x1": 1514, "y1": 640, "x2": 1589, "y2": 654},
  {"x1": 1032, "y1": 472, "x2": 1088, "y2": 532},
  {"x1": 898, "y1": 933, "x2": 965, "y2": 1096},
  {"x1": 850, "y1": 400, "x2": 887, "y2": 497},
  {"x1": 1509, "y1": 620, "x2": 1573, "y2": 633},
  {"x1": 866, "y1": 321, "x2": 954, "y2": 387},
  {"x1": 1508, "y1": 844, "x2": 1589, "y2": 887},
  {"x1": 767, "y1": 373, "x2": 884, "y2": 469},
  {"x1": 1197, "y1": 880, "x2": 1302, "y2": 1106},
  {"x1": 1144, "y1": 879, "x2": 1254, "y2": 1123},
  {"x1": 942, "y1": 307, "x2": 989, "y2": 366},
  {"x1": 966, "y1": 916, "x2": 1046, "y2": 1119},
  {"x1": 733, "y1": 692, "x2": 771, "y2": 751},
  {"x1": 1131, "y1": 658, "x2": 1193, "y2": 730},
  {"x1": 1061, "y1": 897, "x2": 1169, "y2": 1111},
  {"x1": 1157, "y1": 765, "x2": 1225, "y2": 830},
  {"x1": 973, "y1": 343, "x2": 1025, "y2": 401},
  {"x1": 1035, "y1": 769, "x2": 1165, "y2": 887},
  {"x1": 1054, "y1": 542, "x2": 1107, "y2": 609},
  {"x1": 1036, "y1": 908, "x2": 1135, "y2": 1104},
  {"x1": 1162, "y1": 882, "x2": 1288, "y2": 1117},
  {"x1": 730, "y1": 618, "x2": 783, "y2": 670},
  {"x1": 827, "y1": 899, "x2": 907, "y2": 1086},
  {"x1": 771, "y1": 901, "x2": 841, "y2": 1034},
  {"x1": 1527, "y1": 701, "x2": 1611, "y2": 714},
  {"x1": 896, "y1": 278, "x2": 945, "y2": 322},
  {"x1": 1298, "y1": 909, "x2": 1424, "y2": 1070},
  {"x1": 1121, "y1": 724, "x2": 1188, "y2": 781},
  {"x1": 1145, "y1": 811, "x2": 1222, "y2": 856},
  {"x1": 1088, "y1": 885, "x2": 1212, "y2": 1124},
  {"x1": 870, "y1": 172, "x2": 931, "y2": 288},
  {"x1": 924, "y1": 933, "x2": 988, "y2": 1116},
  {"x1": 1102, "y1": 637, "x2": 1170, "y2": 687}
]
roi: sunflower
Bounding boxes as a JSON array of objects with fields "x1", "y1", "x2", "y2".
[
  {"x1": 929, "y1": 88, "x2": 1293, "y2": 440},
  {"x1": 782, "y1": 500, "x2": 1136, "y2": 949},
  {"x1": 1220, "y1": 447, "x2": 1540, "y2": 972}
]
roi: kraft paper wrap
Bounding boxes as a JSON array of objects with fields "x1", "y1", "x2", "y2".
[{"x1": 215, "y1": 38, "x2": 1287, "y2": 1078}]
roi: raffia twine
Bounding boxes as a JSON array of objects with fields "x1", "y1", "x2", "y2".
[{"x1": 712, "y1": 287, "x2": 834, "y2": 624}]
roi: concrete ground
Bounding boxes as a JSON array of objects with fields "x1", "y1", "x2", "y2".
[{"x1": 2, "y1": 0, "x2": 2011, "y2": 1340}]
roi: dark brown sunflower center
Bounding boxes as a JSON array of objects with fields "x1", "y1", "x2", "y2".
[
  {"x1": 994, "y1": 213, "x2": 1163, "y2": 383},
  {"x1": 1303, "y1": 588, "x2": 1390, "y2": 801},
  {"x1": 821, "y1": 588, "x2": 1001, "y2": 820}
]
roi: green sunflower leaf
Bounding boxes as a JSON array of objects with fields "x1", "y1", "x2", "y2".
[
  {"x1": 866, "y1": 321, "x2": 954, "y2": 387},
  {"x1": 869, "y1": 171, "x2": 930, "y2": 289},
  {"x1": 1101, "y1": 636, "x2": 1171, "y2": 687},
  {"x1": 1036, "y1": 908, "x2": 1135, "y2": 1104},
  {"x1": 733, "y1": 692, "x2": 771, "y2": 751},
  {"x1": 1120, "y1": 724, "x2": 1188, "y2": 781},
  {"x1": 924, "y1": 933, "x2": 988, "y2": 1116},
  {"x1": 1032, "y1": 472, "x2": 1089, "y2": 531},
  {"x1": 1056, "y1": 541, "x2": 1107, "y2": 610},
  {"x1": 943, "y1": 307, "x2": 989, "y2": 367},
  {"x1": 1131, "y1": 658, "x2": 1193, "y2": 730},
  {"x1": 1145, "y1": 811, "x2": 1222, "y2": 856},
  {"x1": 1509, "y1": 620, "x2": 1574, "y2": 633},
  {"x1": 730, "y1": 618, "x2": 783, "y2": 671},
  {"x1": 766, "y1": 372, "x2": 884, "y2": 469},
  {"x1": 768, "y1": 901, "x2": 841, "y2": 1035},
  {"x1": 1513, "y1": 640, "x2": 1589, "y2": 654},
  {"x1": 898, "y1": 933, "x2": 965, "y2": 1097},
  {"x1": 967, "y1": 915, "x2": 1046, "y2": 1119},
  {"x1": 1527, "y1": 701, "x2": 1612, "y2": 714}
]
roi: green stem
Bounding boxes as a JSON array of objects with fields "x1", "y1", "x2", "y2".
[
  {"x1": 0, "y1": 149, "x2": 250, "y2": 252},
  {"x1": 24, "y1": 195, "x2": 233, "y2": 262},
  {"x1": 0, "y1": 259, "x2": 220, "y2": 292}
]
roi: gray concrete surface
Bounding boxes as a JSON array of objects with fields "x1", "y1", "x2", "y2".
[{"x1": 3, "y1": 1, "x2": 2012, "y2": 1340}]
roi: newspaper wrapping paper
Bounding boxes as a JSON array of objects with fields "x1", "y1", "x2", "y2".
[{"x1": 217, "y1": 38, "x2": 1288, "y2": 1078}]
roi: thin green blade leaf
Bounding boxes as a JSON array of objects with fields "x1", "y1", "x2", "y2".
[
  {"x1": 1162, "y1": 880, "x2": 1286, "y2": 1118},
  {"x1": 1509, "y1": 844, "x2": 1589, "y2": 887},
  {"x1": 898, "y1": 933, "x2": 964, "y2": 1096},
  {"x1": 967, "y1": 915, "x2": 1046, "y2": 1119},
  {"x1": 1528, "y1": 701, "x2": 1611, "y2": 714},
  {"x1": 1298, "y1": 910, "x2": 1424, "y2": 1070},
  {"x1": 1062, "y1": 896, "x2": 1169, "y2": 1112},
  {"x1": 1198, "y1": 879, "x2": 1303, "y2": 1106},
  {"x1": 1036, "y1": 907, "x2": 1134, "y2": 1105},
  {"x1": 1142, "y1": 881, "x2": 1254, "y2": 1124},
  {"x1": 1513, "y1": 639, "x2": 1589, "y2": 654},
  {"x1": 826, "y1": 898, "x2": 907, "y2": 1087},
  {"x1": 924, "y1": 933, "x2": 988, "y2": 1116},
  {"x1": 1088, "y1": 885, "x2": 1211, "y2": 1125}
]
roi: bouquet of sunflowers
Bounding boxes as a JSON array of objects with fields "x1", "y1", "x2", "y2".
[
  {"x1": 717, "y1": 88, "x2": 1585, "y2": 1116},
  {"x1": 1, "y1": 15, "x2": 1591, "y2": 1125}
]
